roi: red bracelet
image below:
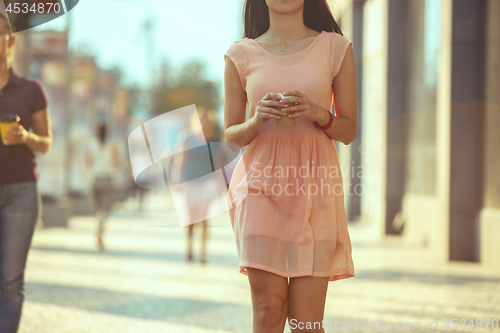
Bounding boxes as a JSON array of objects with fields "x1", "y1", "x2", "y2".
[{"x1": 314, "y1": 111, "x2": 334, "y2": 130}]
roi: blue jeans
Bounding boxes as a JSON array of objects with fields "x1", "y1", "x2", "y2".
[{"x1": 0, "y1": 181, "x2": 40, "y2": 333}]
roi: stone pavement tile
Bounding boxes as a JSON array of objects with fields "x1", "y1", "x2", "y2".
[
  {"x1": 21, "y1": 302, "x2": 239, "y2": 333},
  {"x1": 322, "y1": 221, "x2": 500, "y2": 333},
  {"x1": 21, "y1": 191, "x2": 254, "y2": 333},
  {"x1": 19, "y1": 190, "x2": 500, "y2": 332}
]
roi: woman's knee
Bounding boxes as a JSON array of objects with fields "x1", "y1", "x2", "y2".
[
  {"x1": 247, "y1": 268, "x2": 289, "y2": 328},
  {"x1": 254, "y1": 295, "x2": 287, "y2": 328}
]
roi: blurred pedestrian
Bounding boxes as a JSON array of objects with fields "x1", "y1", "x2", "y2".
[
  {"x1": 86, "y1": 123, "x2": 119, "y2": 251},
  {"x1": 172, "y1": 110, "x2": 218, "y2": 264},
  {"x1": 135, "y1": 183, "x2": 148, "y2": 213},
  {"x1": 0, "y1": 11, "x2": 52, "y2": 333},
  {"x1": 126, "y1": 160, "x2": 148, "y2": 213}
]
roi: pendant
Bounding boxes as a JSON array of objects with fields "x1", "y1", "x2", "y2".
[{"x1": 280, "y1": 41, "x2": 295, "y2": 52}]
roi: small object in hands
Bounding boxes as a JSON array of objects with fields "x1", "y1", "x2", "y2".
[
  {"x1": 276, "y1": 93, "x2": 297, "y2": 127},
  {"x1": 314, "y1": 111, "x2": 334, "y2": 130},
  {"x1": 0, "y1": 114, "x2": 20, "y2": 145}
]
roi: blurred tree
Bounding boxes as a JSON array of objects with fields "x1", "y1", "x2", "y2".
[
  {"x1": 109, "y1": 65, "x2": 125, "y2": 84},
  {"x1": 152, "y1": 60, "x2": 221, "y2": 118}
]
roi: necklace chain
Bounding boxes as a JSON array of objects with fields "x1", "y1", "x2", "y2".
[{"x1": 265, "y1": 29, "x2": 314, "y2": 52}]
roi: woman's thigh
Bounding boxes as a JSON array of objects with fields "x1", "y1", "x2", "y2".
[
  {"x1": 287, "y1": 276, "x2": 329, "y2": 329},
  {"x1": 247, "y1": 267, "x2": 289, "y2": 294},
  {"x1": 187, "y1": 201, "x2": 209, "y2": 224},
  {"x1": 0, "y1": 181, "x2": 40, "y2": 282},
  {"x1": 247, "y1": 267, "x2": 289, "y2": 309},
  {"x1": 93, "y1": 178, "x2": 114, "y2": 212}
]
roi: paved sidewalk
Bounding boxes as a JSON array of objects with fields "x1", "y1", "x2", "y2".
[{"x1": 19, "y1": 190, "x2": 500, "y2": 333}]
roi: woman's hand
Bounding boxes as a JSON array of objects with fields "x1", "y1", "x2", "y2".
[
  {"x1": 279, "y1": 90, "x2": 329, "y2": 123},
  {"x1": 251, "y1": 92, "x2": 287, "y2": 128},
  {"x1": 4, "y1": 124, "x2": 29, "y2": 145}
]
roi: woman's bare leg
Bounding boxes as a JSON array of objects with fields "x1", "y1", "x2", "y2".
[
  {"x1": 200, "y1": 220, "x2": 208, "y2": 263},
  {"x1": 96, "y1": 211, "x2": 105, "y2": 251},
  {"x1": 287, "y1": 276, "x2": 329, "y2": 333},
  {"x1": 247, "y1": 267, "x2": 289, "y2": 333},
  {"x1": 186, "y1": 201, "x2": 209, "y2": 262},
  {"x1": 186, "y1": 224, "x2": 194, "y2": 261}
]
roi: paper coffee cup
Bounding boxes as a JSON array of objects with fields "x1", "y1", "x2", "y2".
[
  {"x1": 276, "y1": 93, "x2": 297, "y2": 127},
  {"x1": 0, "y1": 114, "x2": 20, "y2": 145}
]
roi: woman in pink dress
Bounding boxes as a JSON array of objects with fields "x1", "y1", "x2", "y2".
[{"x1": 224, "y1": 0, "x2": 357, "y2": 332}]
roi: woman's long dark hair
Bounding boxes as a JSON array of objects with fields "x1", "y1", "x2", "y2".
[{"x1": 243, "y1": 0, "x2": 344, "y2": 39}]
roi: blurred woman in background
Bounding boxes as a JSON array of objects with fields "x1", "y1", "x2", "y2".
[
  {"x1": 0, "y1": 11, "x2": 52, "y2": 333},
  {"x1": 87, "y1": 123, "x2": 119, "y2": 251},
  {"x1": 172, "y1": 109, "x2": 219, "y2": 264}
]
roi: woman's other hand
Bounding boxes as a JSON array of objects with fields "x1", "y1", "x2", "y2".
[
  {"x1": 251, "y1": 92, "x2": 287, "y2": 128},
  {"x1": 7, "y1": 108, "x2": 53, "y2": 153},
  {"x1": 279, "y1": 90, "x2": 330, "y2": 124},
  {"x1": 4, "y1": 124, "x2": 29, "y2": 145}
]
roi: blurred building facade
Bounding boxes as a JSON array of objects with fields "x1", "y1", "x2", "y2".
[
  {"x1": 12, "y1": 29, "x2": 134, "y2": 224},
  {"x1": 332, "y1": 0, "x2": 499, "y2": 269}
]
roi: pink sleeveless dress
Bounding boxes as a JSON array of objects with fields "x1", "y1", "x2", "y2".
[{"x1": 224, "y1": 31, "x2": 355, "y2": 282}]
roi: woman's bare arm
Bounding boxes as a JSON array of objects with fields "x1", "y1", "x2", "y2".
[
  {"x1": 316, "y1": 44, "x2": 358, "y2": 145},
  {"x1": 26, "y1": 108, "x2": 53, "y2": 153},
  {"x1": 223, "y1": 57, "x2": 259, "y2": 149}
]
